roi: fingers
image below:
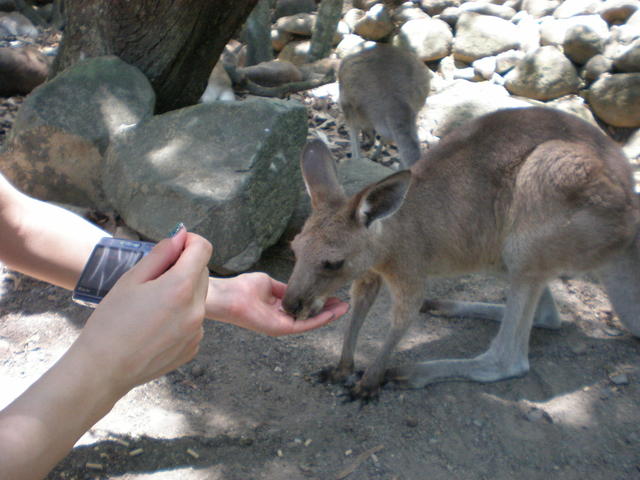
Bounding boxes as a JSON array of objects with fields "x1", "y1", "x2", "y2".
[
  {"x1": 270, "y1": 278, "x2": 287, "y2": 300},
  {"x1": 166, "y1": 233, "x2": 213, "y2": 281},
  {"x1": 127, "y1": 227, "x2": 187, "y2": 282}
]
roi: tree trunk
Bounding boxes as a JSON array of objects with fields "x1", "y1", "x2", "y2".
[
  {"x1": 308, "y1": 0, "x2": 342, "y2": 62},
  {"x1": 52, "y1": 0, "x2": 259, "y2": 113},
  {"x1": 243, "y1": 0, "x2": 274, "y2": 66}
]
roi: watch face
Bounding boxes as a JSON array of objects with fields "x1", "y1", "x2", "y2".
[{"x1": 74, "y1": 245, "x2": 144, "y2": 298}]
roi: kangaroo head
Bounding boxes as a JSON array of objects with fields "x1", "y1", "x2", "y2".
[{"x1": 283, "y1": 139, "x2": 412, "y2": 320}]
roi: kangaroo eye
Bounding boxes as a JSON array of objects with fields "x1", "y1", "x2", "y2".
[{"x1": 322, "y1": 260, "x2": 344, "y2": 271}]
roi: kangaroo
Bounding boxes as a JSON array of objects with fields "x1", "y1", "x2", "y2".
[
  {"x1": 283, "y1": 107, "x2": 640, "y2": 400},
  {"x1": 338, "y1": 43, "x2": 430, "y2": 168}
]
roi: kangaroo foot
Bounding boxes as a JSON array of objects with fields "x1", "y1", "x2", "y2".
[{"x1": 316, "y1": 365, "x2": 354, "y2": 385}]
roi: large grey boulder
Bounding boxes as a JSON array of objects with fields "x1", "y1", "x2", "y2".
[
  {"x1": 587, "y1": 73, "x2": 640, "y2": 127},
  {"x1": 353, "y1": 3, "x2": 394, "y2": 41},
  {"x1": 563, "y1": 21, "x2": 607, "y2": 64},
  {"x1": 9, "y1": 56, "x2": 155, "y2": 154},
  {"x1": 2, "y1": 56, "x2": 154, "y2": 209},
  {"x1": 393, "y1": 17, "x2": 453, "y2": 62},
  {"x1": 504, "y1": 46, "x2": 582, "y2": 100},
  {"x1": 0, "y1": 126, "x2": 105, "y2": 207},
  {"x1": 418, "y1": 80, "x2": 531, "y2": 139},
  {"x1": 540, "y1": 14, "x2": 610, "y2": 47},
  {"x1": 103, "y1": 98, "x2": 308, "y2": 274},
  {"x1": 453, "y1": 12, "x2": 520, "y2": 63}
]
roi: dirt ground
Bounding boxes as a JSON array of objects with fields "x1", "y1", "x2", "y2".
[{"x1": 1, "y1": 245, "x2": 639, "y2": 479}]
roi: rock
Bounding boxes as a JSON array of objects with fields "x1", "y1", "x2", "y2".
[
  {"x1": 271, "y1": 28, "x2": 293, "y2": 52},
  {"x1": 453, "y1": 12, "x2": 520, "y2": 63},
  {"x1": 438, "y1": 6, "x2": 461, "y2": 27},
  {"x1": 419, "y1": 80, "x2": 531, "y2": 139},
  {"x1": 545, "y1": 95, "x2": 600, "y2": 126},
  {"x1": 495, "y1": 49, "x2": 525, "y2": 73},
  {"x1": 611, "y1": 9, "x2": 640, "y2": 43},
  {"x1": 609, "y1": 372, "x2": 630, "y2": 385},
  {"x1": 587, "y1": 73, "x2": 640, "y2": 127},
  {"x1": 554, "y1": 0, "x2": 601, "y2": 18},
  {"x1": 343, "y1": 8, "x2": 365, "y2": 32},
  {"x1": 612, "y1": 38, "x2": 640, "y2": 72},
  {"x1": 277, "y1": 40, "x2": 311, "y2": 65},
  {"x1": 335, "y1": 34, "x2": 368, "y2": 58},
  {"x1": 420, "y1": 0, "x2": 461, "y2": 16},
  {"x1": 239, "y1": 60, "x2": 303, "y2": 87},
  {"x1": 458, "y1": 1, "x2": 517, "y2": 20},
  {"x1": 273, "y1": 0, "x2": 316, "y2": 21},
  {"x1": 472, "y1": 55, "x2": 497, "y2": 80},
  {"x1": 9, "y1": 56, "x2": 155, "y2": 154},
  {"x1": 392, "y1": 4, "x2": 430, "y2": 23},
  {"x1": 393, "y1": 17, "x2": 453, "y2": 62},
  {"x1": 521, "y1": 0, "x2": 561, "y2": 18},
  {"x1": 0, "y1": 46, "x2": 50, "y2": 96},
  {"x1": 453, "y1": 65, "x2": 480, "y2": 81},
  {"x1": 515, "y1": 13, "x2": 542, "y2": 53},
  {"x1": 505, "y1": 46, "x2": 582, "y2": 101},
  {"x1": 274, "y1": 13, "x2": 316, "y2": 36},
  {"x1": 525, "y1": 407, "x2": 552, "y2": 423},
  {"x1": 103, "y1": 98, "x2": 308, "y2": 274},
  {"x1": 563, "y1": 22, "x2": 607, "y2": 64},
  {"x1": 353, "y1": 3, "x2": 394, "y2": 41},
  {"x1": 597, "y1": 0, "x2": 640, "y2": 24},
  {"x1": 0, "y1": 126, "x2": 106, "y2": 208},
  {"x1": 0, "y1": 11, "x2": 37, "y2": 37},
  {"x1": 582, "y1": 54, "x2": 613, "y2": 82},
  {"x1": 540, "y1": 14, "x2": 610, "y2": 46}
]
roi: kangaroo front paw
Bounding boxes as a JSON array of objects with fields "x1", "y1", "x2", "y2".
[{"x1": 345, "y1": 380, "x2": 382, "y2": 404}]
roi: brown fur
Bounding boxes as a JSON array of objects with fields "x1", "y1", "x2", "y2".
[{"x1": 284, "y1": 107, "x2": 640, "y2": 400}]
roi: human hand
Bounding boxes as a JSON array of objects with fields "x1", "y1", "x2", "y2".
[
  {"x1": 206, "y1": 272, "x2": 349, "y2": 336},
  {"x1": 71, "y1": 227, "x2": 212, "y2": 395}
]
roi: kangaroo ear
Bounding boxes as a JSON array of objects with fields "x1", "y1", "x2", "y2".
[
  {"x1": 301, "y1": 138, "x2": 345, "y2": 209},
  {"x1": 354, "y1": 170, "x2": 412, "y2": 228}
]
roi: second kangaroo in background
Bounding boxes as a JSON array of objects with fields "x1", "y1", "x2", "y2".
[
  {"x1": 283, "y1": 107, "x2": 640, "y2": 401},
  {"x1": 338, "y1": 43, "x2": 430, "y2": 169}
]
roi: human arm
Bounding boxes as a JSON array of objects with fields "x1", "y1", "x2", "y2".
[
  {"x1": 0, "y1": 229, "x2": 212, "y2": 480},
  {"x1": 0, "y1": 173, "x2": 106, "y2": 291}
]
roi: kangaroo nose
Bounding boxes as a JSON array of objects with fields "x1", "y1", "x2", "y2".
[{"x1": 283, "y1": 297, "x2": 303, "y2": 317}]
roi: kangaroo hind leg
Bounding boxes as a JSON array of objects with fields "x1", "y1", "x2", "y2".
[
  {"x1": 390, "y1": 280, "x2": 545, "y2": 388},
  {"x1": 421, "y1": 285, "x2": 561, "y2": 330}
]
